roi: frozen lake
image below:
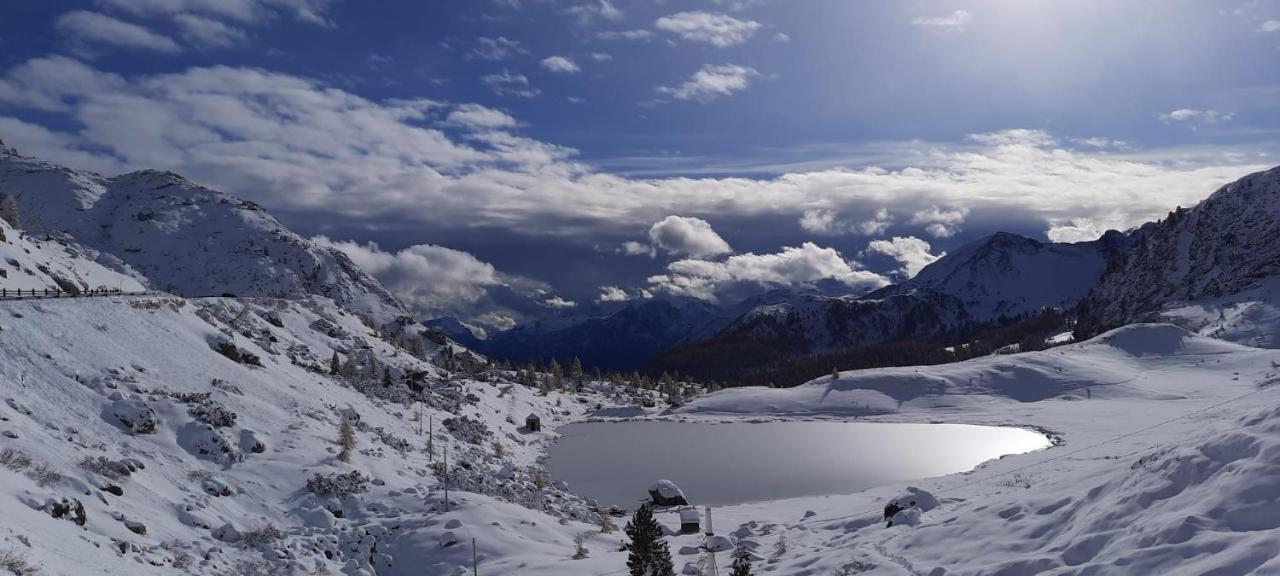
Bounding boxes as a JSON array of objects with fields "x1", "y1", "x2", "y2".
[{"x1": 546, "y1": 420, "x2": 1050, "y2": 507}]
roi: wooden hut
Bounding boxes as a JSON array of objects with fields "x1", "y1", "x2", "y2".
[
  {"x1": 525, "y1": 413, "x2": 541, "y2": 432},
  {"x1": 678, "y1": 507, "x2": 700, "y2": 534}
]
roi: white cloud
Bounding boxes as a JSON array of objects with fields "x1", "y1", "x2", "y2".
[
  {"x1": 542, "y1": 296, "x2": 577, "y2": 308},
  {"x1": 540, "y1": 56, "x2": 581, "y2": 74},
  {"x1": 446, "y1": 103, "x2": 517, "y2": 129},
  {"x1": 1045, "y1": 219, "x2": 1107, "y2": 243},
  {"x1": 647, "y1": 215, "x2": 733, "y2": 259},
  {"x1": 56, "y1": 11, "x2": 182, "y2": 54},
  {"x1": 589, "y1": 52, "x2": 612, "y2": 61},
  {"x1": 648, "y1": 242, "x2": 889, "y2": 301},
  {"x1": 865, "y1": 236, "x2": 942, "y2": 278},
  {"x1": 483, "y1": 71, "x2": 540, "y2": 98},
  {"x1": 311, "y1": 236, "x2": 503, "y2": 319},
  {"x1": 597, "y1": 29, "x2": 652, "y2": 41},
  {"x1": 470, "y1": 36, "x2": 526, "y2": 61},
  {"x1": 96, "y1": 0, "x2": 334, "y2": 25},
  {"x1": 799, "y1": 208, "x2": 892, "y2": 236},
  {"x1": 596, "y1": 285, "x2": 632, "y2": 302},
  {"x1": 1160, "y1": 109, "x2": 1234, "y2": 125},
  {"x1": 773, "y1": 32, "x2": 791, "y2": 43},
  {"x1": 654, "y1": 11, "x2": 761, "y2": 47},
  {"x1": 621, "y1": 241, "x2": 656, "y2": 257},
  {"x1": 174, "y1": 13, "x2": 248, "y2": 49},
  {"x1": 0, "y1": 60, "x2": 1266, "y2": 252},
  {"x1": 910, "y1": 206, "x2": 969, "y2": 238},
  {"x1": 912, "y1": 9, "x2": 973, "y2": 30},
  {"x1": 566, "y1": 0, "x2": 623, "y2": 24},
  {"x1": 657, "y1": 64, "x2": 758, "y2": 102},
  {"x1": 1260, "y1": 20, "x2": 1280, "y2": 33}
]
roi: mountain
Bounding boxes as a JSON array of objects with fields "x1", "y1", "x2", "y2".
[
  {"x1": 651, "y1": 232, "x2": 1120, "y2": 382},
  {"x1": 0, "y1": 215, "x2": 146, "y2": 294},
  {"x1": 0, "y1": 142, "x2": 406, "y2": 322}
]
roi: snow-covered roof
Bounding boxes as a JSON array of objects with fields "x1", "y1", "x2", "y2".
[{"x1": 679, "y1": 507, "x2": 699, "y2": 522}]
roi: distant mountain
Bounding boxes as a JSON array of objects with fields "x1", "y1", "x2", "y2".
[
  {"x1": 0, "y1": 142, "x2": 406, "y2": 322},
  {"x1": 1077, "y1": 165, "x2": 1280, "y2": 343},
  {"x1": 651, "y1": 232, "x2": 1122, "y2": 382}
]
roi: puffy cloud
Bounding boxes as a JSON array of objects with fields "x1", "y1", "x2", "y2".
[
  {"x1": 446, "y1": 104, "x2": 517, "y2": 129},
  {"x1": 56, "y1": 11, "x2": 182, "y2": 54},
  {"x1": 1260, "y1": 20, "x2": 1280, "y2": 33},
  {"x1": 311, "y1": 236, "x2": 503, "y2": 319},
  {"x1": 910, "y1": 206, "x2": 968, "y2": 238},
  {"x1": 799, "y1": 208, "x2": 892, "y2": 236},
  {"x1": 1045, "y1": 219, "x2": 1107, "y2": 243},
  {"x1": 620, "y1": 241, "x2": 656, "y2": 257},
  {"x1": 596, "y1": 285, "x2": 631, "y2": 302},
  {"x1": 566, "y1": 0, "x2": 623, "y2": 24},
  {"x1": 173, "y1": 14, "x2": 248, "y2": 49},
  {"x1": 912, "y1": 9, "x2": 973, "y2": 31},
  {"x1": 657, "y1": 64, "x2": 758, "y2": 102},
  {"x1": 647, "y1": 215, "x2": 733, "y2": 259},
  {"x1": 1159, "y1": 109, "x2": 1234, "y2": 125},
  {"x1": 483, "y1": 71, "x2": 540, "y2": 98},
  {"x1": 865, "y1": 236, "x2": 942, "y2": 278},
  {"x1": 655, "y1": 11, "x2": 761, "y2": 47},
  {"x1": 540, "y1": 56, "x2": 581, "y2": 74},
  {"x1": 648, "y1": 243, "x2": 889, "y2": 301},
  {"x1": 470, "y1": 36, "x2": 526, "y2": 61},
  {"x1": 0, "y1": 60, "x2": 1265, "y2": 251},
  {"x1": 542, "y1": 296, "x2": 577, "y2": 308}
]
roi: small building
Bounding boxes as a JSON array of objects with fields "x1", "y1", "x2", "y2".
[
  {"x1": 525, "y1": 413, "x2": 541, "y2": 432},
  {"x1": 678, "y1": 507, "x2": 700, "y2": 534}
]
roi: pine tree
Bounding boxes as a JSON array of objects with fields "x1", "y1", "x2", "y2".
[
  {"x1": 549, "y1": 358, "x2": 563, "y2": 390},
  {"x1": 365, "y1": 352, "x2": 380, "y2": 381},
  {"x1": 0, "y1": 194, "x2": 18, "y2": 227},
  {"x1": 330, "y1": 351, "x2": 341, "y2": 376},
  {"x1": 336, "y1": 417, "x2": 356, "y2": 463},
  {"x1": 625, "y1": 504, "x2": 674, "y2": 576},
  {"x1": 730, "y1": 540, "x2": 752, "y2": 576},
  {"x1": 340, "y1": 356, "x2": 358, "y2": 379},
  {"x1": 382, "y1": 366, "x2": 392, "y2": 386}
]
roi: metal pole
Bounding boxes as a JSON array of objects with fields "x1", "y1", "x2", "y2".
[
  {"x1": 472, "y1": 537, "x2": 478, "y2": 576},
  {"x1": 704, "y1": 506, "x2": 718, "y2": 576},
  {"x1": 443, "y1": 445, "x2": 449, "y2": 513}
]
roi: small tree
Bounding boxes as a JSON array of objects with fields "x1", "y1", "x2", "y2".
[
  {"x1": 773, "y1": 532, "x2": 787, "y2": 557},
  {"x1": 730, "y1": 540, "x2": 752, "y2": 576},
  {"x1": 382, "y1": 366, "x2": 392, "y2": 386},
  {"x1": 336, "y1": 417, "x2": 356, "y2": 463},
  {"x1": 573, "y1": 532, "x2": 589, "y2": 560},
  {"x1": 330, "y1": 351, "x2": 341, "y2": 376},
  {"x1": 625, "y1": 503, "x2": 674, "y2": 576},
  {"x1": 493, "y1": 440, "x2": 505, "y2": 459},
  {"x1": 599, "y1": 509, "x2": 616, "y2": 534}
]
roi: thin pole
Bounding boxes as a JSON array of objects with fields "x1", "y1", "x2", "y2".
[
  {"x1": 703, "y1": 506, "x2": 718, "y2": 576},
  {"x1": 472, "y1": 537, "x2": 478, "y2": 576},
  {"x1": 443, "y1": 445, "x2": 449, "y2": 513}
]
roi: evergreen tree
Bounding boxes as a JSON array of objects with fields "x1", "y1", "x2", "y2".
[
  {"x1": 382, "y1": 366, "x2": 392, "y2": 386},
  {"x1": 730, "y1": 541, "x2": 752, "y2": 576},
  {"x1": 339, "y1": 356, "x2": 359, "y2": 379},
  {"x1": 624, "y1": 504, "x2": 674, "y2": 576},
  {"x1": 365, "y1": 352, "x2": 380, "y2": 381},
  {"x1": 0, "y1": 194, "x2": 17, "y2": 227},
  {"x1": 330, "y1": 351, "x2": 341, "y2": 376},
  {"x1": 336, "y1": 417, "x2": 356, "y2": 463}
]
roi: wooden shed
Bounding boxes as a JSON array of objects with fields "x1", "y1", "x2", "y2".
[
  {"x1": 678, "y1": 507, "x2": 700, "y2": 534},
  {"x1": 525, "y1": 413, "x2": 541, "y2": 432}
]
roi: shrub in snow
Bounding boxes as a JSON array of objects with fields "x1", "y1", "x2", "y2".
[
  {"x1": 46, "y1": 497, "x2": 87, "y2": 526},
  {"x1": 26, "y1": 463, "x2": 62, "y2": 488},
  {"x1": 239, "y1": 523, "x2": 283, "y2": 548},
  {"x1": 0, "y1": 448, "x2": 33, "y2": 472},
  {"x1": 443, "y1": 416, "x2": 490, "y2": 445},
  {"x1": 183, "y1": 395, "x2": 238, "y2": 428},
  {"x1": 306, "y1": 471, "x2": 369, "y2": 498},
  {"x1": 78, "y1": 456, "x2": 143, "y2": 480},
  {"x1": 177, "y1": 422, "x2": 243, "y2": 465},
  {"x1": 309, "y1": 318, "x2": 349, "y2": 339},
  {"x1": 649, "y1": 479, "x2": 688, "y2": 506},
  {"x1": 238, "y1": 430, "x2": 266, "y2": 453},
  {"x1": 108, "y1": 398, "x2": 157, "y2": 434},
  {"x1": 0, "y1": 548, "x2": 38, "y2": 576}
]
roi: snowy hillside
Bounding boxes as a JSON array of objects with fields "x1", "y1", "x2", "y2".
[
  {"x1": 664, "y1": 323, "x2": 1280, "y2": 574},
  {"x1": 0, "y1": 217, "x2": 145, "y2": 294},
  {"x1": 1078, "y1": 165, "x2": 1280, "y2": 342},
  {"x1": 0, "y1": 294, "x2": 654, "y2": 575},
  {"x1": 0, "y1": 145, "x2": 405, "y2": 322}
]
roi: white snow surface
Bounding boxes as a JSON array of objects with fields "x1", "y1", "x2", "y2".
[{"x1": 0, "y1": 218, "x2": 145, "y2": 294}]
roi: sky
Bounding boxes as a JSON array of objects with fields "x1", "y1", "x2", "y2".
[{"x1": 2, "y1": 0, "x2": 1280, "y2": 329}]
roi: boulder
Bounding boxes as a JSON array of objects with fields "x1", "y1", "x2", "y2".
[
  {"x1": 883, "y1": 487, "x2": 938, "y2": 528},
  {"x1": 649, "y1": 479, "x2": 688, "y2": 506},
  {"x1": 108, "y1": 399, "x2": 157, "y2": 434}
]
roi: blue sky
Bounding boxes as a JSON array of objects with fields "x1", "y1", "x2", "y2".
[{"x1": 2, "y1": 0, "x2": 1280, "y2": 327}]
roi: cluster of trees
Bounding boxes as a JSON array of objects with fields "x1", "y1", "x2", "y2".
[{"x1": 621, "y1": 503, "x2": 754, "y2": 575}]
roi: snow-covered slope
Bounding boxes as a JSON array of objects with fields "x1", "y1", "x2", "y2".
[
  {"x1": 0, "y1": 217, "x2": 145, "y2": 294},
  {"x1": 0, "y1": 295, "x2": 640, "y2": 575},
  {"x1": 0, "y1": 146, "x2": 405, "y2": 322},
  {"x1": 1078, "y1": 165, "x2": 1280, "y2": 342}
]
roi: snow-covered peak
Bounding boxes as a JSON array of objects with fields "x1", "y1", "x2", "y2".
[
  {"x1": 888, "y1": 232, "x2": 1112, "y2": 322},
  {"x1": 0, "y1": 151, "x2": 407, "y2": 322}
]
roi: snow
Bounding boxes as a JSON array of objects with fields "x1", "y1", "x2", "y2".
[{"x1": 0, "y1": 218, "x2": 145, "y2": 294}]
